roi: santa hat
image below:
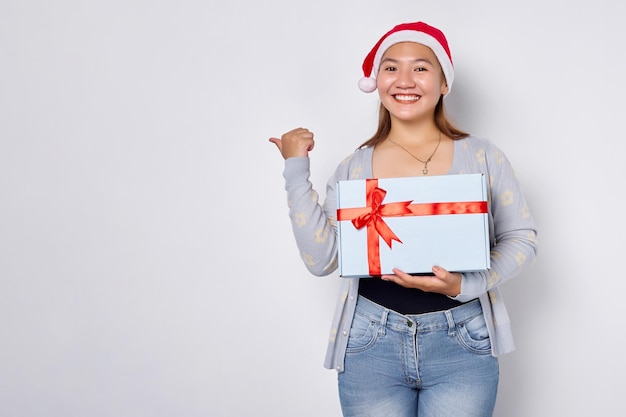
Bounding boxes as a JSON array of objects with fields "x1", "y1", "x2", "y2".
[{"x1": 358, "y1": 21, "x2": 454, "y2": 95}]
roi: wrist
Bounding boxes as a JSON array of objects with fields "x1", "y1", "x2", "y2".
[{"x1": 450, "y1": 273, "x2": 463, "y2": 297}]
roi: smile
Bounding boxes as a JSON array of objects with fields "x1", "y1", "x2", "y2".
[{"x1": 394, "y1": 94, "x2": 420, "y2": 102}]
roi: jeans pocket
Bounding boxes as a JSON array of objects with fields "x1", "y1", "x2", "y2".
[
  {"x1": 346, "y1": 312, "x2": 379, "y2": 353},
  {"x1": 457, "y1": 313, "x2": 492, "y2": 354}
]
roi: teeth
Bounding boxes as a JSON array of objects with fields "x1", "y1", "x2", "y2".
[{"x1": 395, "y1": 95, "x2": 419, "y2": 101}]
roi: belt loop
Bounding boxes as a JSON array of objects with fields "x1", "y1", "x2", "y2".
[
  {"x1": 379, "y1": 308, "x2": 389, "y2": 336},
  {"x1": 445, "y1": 310, "x2": 456, "y2": 337}
]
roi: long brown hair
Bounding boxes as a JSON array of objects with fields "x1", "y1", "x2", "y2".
[{"x1": 357, "y1": 97, "x2": 469, "y2": 149}]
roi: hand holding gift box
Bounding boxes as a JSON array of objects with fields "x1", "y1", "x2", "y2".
[{"x1": 336, "y1": 174, "x2": 490, "y2": 277}]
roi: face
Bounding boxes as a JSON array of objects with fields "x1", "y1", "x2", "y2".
[{"x1": 376, "y1": 42, "x2": 448, "y2": 123}]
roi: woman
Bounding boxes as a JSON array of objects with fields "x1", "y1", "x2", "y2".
[{"x1": 269, "y1": 21, "x2": 538, "y2": 417}]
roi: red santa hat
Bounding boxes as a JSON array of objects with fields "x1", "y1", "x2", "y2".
[{"x1": 358, "y1": 21, "x2": 454, "y2": 95}]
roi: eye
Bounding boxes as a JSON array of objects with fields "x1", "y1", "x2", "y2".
[{"x1": 414, "y1": 67, "x2": 427, "y2": 72}]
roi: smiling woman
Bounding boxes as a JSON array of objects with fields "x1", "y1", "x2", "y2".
[{"x1": 269, "y1": 21, "x2": 538, "y2": 417}]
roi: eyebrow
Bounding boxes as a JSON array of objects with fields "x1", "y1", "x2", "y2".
[{"x1": 380, "y1": 57, "x2": 434, "y2": 65}]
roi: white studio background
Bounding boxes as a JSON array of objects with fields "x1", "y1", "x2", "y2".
[{"x1": 1, "y1": 1, "x2": 624, "y2": 416}]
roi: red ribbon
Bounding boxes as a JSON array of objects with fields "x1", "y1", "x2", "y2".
[{"x1": 337, "y1": 179, "x2": 488, "y2": 276}]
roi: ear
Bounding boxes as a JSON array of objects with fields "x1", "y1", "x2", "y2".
[{"x1": 440, "y1": 81, "x2": 449, "y2": 96}]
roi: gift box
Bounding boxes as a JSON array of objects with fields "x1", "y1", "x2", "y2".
[{"x1": 336, "y1": 174, "x2": 490, "y2": 277}]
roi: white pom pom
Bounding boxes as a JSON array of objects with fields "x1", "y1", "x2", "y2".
[{"x1": 358, "y1": 77, "x2": 377, "y2": 93}]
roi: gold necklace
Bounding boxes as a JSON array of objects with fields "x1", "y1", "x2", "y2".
[{"x1": 388, "y1": 132, "x2": 442, "y2": 175}]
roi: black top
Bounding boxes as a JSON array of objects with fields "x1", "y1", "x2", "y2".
[{"x1": 358, "y1": 275, "x2": 462, "y2": 315}]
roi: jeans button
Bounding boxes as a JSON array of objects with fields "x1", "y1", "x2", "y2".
[{"x1": 407, "y1": 320, "x2": 413, "y2": 327}]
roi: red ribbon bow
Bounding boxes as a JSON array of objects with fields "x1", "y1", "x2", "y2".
[{"x1": 351, "y1": 184, "x2": 413, "y2": 248}]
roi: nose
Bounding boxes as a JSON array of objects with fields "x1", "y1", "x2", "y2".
[{"x1": 396, "y1": 69, "x2": 415, "y2": 88}]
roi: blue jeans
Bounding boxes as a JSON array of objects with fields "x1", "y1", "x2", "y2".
[{"x1": 338, "y1": 295, "x2": 499, "y2": 417}]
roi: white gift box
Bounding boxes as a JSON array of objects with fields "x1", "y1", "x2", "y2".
[{"x1": 336, "y1": 174, "x2": 491, "y2": 277}]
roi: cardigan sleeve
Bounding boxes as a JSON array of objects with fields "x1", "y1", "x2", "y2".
[
  {"x1": 451, "y1": 140, "x2": 538, "y2": 302},
  {"x1": 282, "y1": 155, "x2": 349, "y2": 276}
]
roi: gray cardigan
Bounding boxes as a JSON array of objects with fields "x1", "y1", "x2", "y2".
[{"x1": 282, "y1": 135, "x2": 538, "y2": 372}]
